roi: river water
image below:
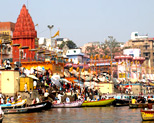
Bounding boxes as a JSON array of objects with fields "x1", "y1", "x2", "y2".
[{"x1": 2, "y1": 106, "x2": 152, "y2": 123}]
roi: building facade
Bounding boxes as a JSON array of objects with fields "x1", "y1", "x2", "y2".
[
  {"x1": 125, "y1": 32, "x2": 154, "y2": 74},
  {"x1": 0, "y1": 22, "x2": 15, "y2": 63},
  {"x1": 12, "y1": 4, "x2": 37, "y2": 62},
  {"x1": 66, "y1": 49, "x2": 88, "y2": 64}
]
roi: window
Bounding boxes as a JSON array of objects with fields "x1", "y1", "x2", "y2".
[
  {"x1": 135, "y1": 33, "x2": 138, "y2": 36},
  {"x1": 129, "y1": 54, "x2": 134, "y2": 57},
  {"x1": 74, "y1": 50, "x2": 76, "y2": 53}
]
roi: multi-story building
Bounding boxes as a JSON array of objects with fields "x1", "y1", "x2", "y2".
[
  {"x1": 38, "y1": 37, "x2": 56, "y2": 50},
  {"x1": 0, "y1": 22, "x2": 15, "y2": 63},
  {"x1": 66, "y1": 49, "x2": 89, "y2": 64},
  {"x1": 125, "y1": 32, "x2": 154, "y2": 74},
  {"x1": 56, "y1": 38, "x2": 69, "y2": 47},
  {"x1": 81, "y1": 42, "x2": 100, "y2": 53}
]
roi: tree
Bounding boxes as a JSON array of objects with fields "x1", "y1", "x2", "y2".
[
  {"x1": 101, "y1": 37, "x2": 121, "y2": 58},
  {"x1": 100, "y1": 43, "x2": 109, "y2": 56},
  {"x1": 86, "y1": 44, "x2": 99, "y2": 57},
  {"x1": 59, "y1": 40, "x2": 77, "y2": 49}
]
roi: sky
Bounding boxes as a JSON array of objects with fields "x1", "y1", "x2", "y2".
[{"x1": 1, "y1": 0, "x2": 154, "y2": 47}]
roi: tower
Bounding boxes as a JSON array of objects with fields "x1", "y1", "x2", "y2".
[{"x1": 12, "y1": 4, "x2": 37, "y2": 62}]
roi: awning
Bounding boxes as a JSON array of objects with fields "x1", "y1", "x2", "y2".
[
  {"x1": 64, "y1": 63, "x2": 89, "y2": 69},
  {"x1": 27, "y1": 75, "x2": 39, "y2": 80},
  {"x1": 124, "y1": 85, "x2": 132, "y2": 89}
]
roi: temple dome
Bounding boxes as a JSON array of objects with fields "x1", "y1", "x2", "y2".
[{"x1": 13, "y1": 4, "x2": 37, "y2": 39}]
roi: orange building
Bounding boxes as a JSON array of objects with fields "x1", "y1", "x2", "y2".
[{"x1": 12, "y1": 4, "x2": 37, "y2": 63}]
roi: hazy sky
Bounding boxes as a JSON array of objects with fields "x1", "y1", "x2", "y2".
[{"x1": 1, "y1": 0, "x2": 154, "y2": 46}]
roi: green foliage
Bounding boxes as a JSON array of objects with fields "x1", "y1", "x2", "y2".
[
  {"x1": 59, "y1": 41, "x2": 65, "y2": 49},
  {"x1": 59, "y1": 40, "x2": 77, "y2": 49}
]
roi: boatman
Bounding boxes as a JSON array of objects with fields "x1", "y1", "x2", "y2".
[{"x1": 131, "y1": 97, "x2": 137, "y2": 104}]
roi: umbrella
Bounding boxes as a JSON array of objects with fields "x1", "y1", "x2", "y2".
[
  {"x1": 51, "y1": 75, "x2": 62, "y2": 87},
  {"x1": 27, "y1": 75, "x2": 39, "y2": 80},
  {"x1": 124, "y1": 85, "x2": 132, "y2": 89}
]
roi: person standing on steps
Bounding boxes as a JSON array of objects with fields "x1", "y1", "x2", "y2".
[{"x1": 24, "y1": 83, "x2": 28, "y2": 92}]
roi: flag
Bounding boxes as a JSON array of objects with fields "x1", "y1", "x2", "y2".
[
  {"x1": 116, "y1": 62, "x2": 118, "y2": 65},
  {"x1": 10, "y1": 41, "x2": 13, "y2": 45},
  {"x1": 18, "y1": 44, "x2": 22, "y2": 49},
  {"x1": 69, "y1": 66, "x2": 73, "y2": 72},
  {"x1": 84, "y1": 61, "x2": 86, "y2": 65},
  {"x1": 110, "y1": 61, "x2": 112, "y2": 65},
  {"x1": 82, "y1": 68, "x2": 84, "y2": 72},
  {"x1": 97, "y1": 54, "x2": 100, "y2": 59},
  {"x1": 51, "y1": 30, "x2": 59, "y2": 38},
  {"x1": 76, "y1": 67, "x2": 79, "y2": 72},
  {"x1": 70, "y1": 59, "x2": 72, "y2": 62},
  {"x1": 90, "y1": 55, "x2": 93, "y2": 59}
]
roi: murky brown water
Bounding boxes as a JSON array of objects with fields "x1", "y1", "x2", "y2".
[{"x1": 2, "y1": 106, "x2": 151, "y2": 123}]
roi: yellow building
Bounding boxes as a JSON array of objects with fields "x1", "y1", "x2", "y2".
[
  {"x1": 20, "y1": 77, "x2": 33, "y2": 92},
  {"x1": 21, "y1": 61, "x2": 64, "y2": 76},
  {"x1": 0, "y1": 70, "x2": 19, "y2": 96},
  {"x1": 97, "y1": 82, "x2": 114, "y2": 94}
]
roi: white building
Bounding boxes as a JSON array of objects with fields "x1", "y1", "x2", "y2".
[
  {"x1": 66, "y1": 49, "x2": 88, "y2": 64},
  {"x1": 123, "y1": 49, "x2": 141, "y2": 57},
  {"x1": 131, "y1": 32, "x2": 148, "y2": 40},
  {"x1": 56, "y1": 38, "x2": 69, "y2": 46},
  {"x1": 38, "y1": 37, "x2": 56, "y2": 50}
]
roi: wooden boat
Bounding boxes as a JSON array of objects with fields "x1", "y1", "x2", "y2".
[
  {"x1": 129, "y1": 103, "x2": 148, "y2": 109},
  {"x1": 141, "y1": 109, "x2": 154, "y2": 121},
  {"x1": 81, "y1": 98, "x2": 115, "y2": 107},
  {"x1": 0, "y1": 115, "x2": 4, "y2": 123},
  {"x1": 0, "y1": 107, "x2": 4, "y2": 123},
  {"x1": 1, "y1": 99, "x2": 27, "y2": 109},
  {"x1": 28, "y1": 101, "x2": 52, "y2": 110},
  {"x1": 51, "y1": 100, "x2": 84, "y2": 108},
  {"x1": 3, "y1": 103, "x2": 45, "y2": 114},
  {"x1": 112, "y1": 99, "x2": 129, "y2": 107}
]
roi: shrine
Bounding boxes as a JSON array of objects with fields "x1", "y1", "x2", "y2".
[{"x1": 12, "y1": 4, "x2": 37, "y2": 62}]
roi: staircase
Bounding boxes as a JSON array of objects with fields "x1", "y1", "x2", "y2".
[{"x1": 18, "y1": 90, "x2": 39, "y2": 104}]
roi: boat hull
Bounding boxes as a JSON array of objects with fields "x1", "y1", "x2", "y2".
[
  {"x1": 1, "y1": 99, "x2": 27, "y2": 109},
  {"x1": 141, "y1": 109, "x2": 154, "y2": 121},
  {"x1": 81, "y1": 98, "x2": 115, "y2": 107},
  {"x1": 129, "y1": 103, "x2": 148, "y2": 109},
  {"x1": 4, "y1": 104, "x2": 45, "y2": 114},
  {"x1": 112, "y1": 99, "x2": 129, "y2": 107},
  {"x1": 29, "y1": 101, "x2": 52, "y2": 110},
  {"x1": 52, "y1": 100, "x2": 84, "y2": 108}
]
